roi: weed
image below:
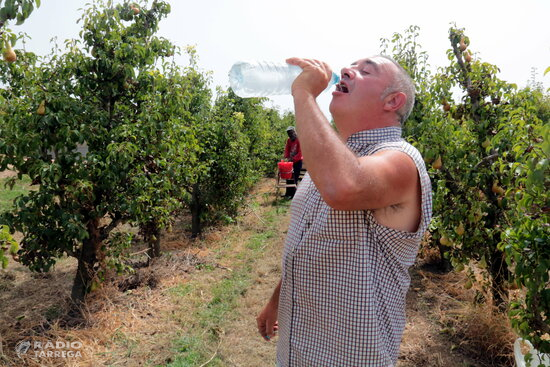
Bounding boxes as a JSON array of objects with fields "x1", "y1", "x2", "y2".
[
  {"x1": 168, "y1": 335, "x2": 218, "y2": 367},
  {"x1": 246, "y1": 230, "x2": 274, "y2": 250},
  {"x1": 195, "y1": 263, "x2": 215, "y2": 271},
  {"x1": 168, "y1": 283, "x2": 193, "y2": 298}
]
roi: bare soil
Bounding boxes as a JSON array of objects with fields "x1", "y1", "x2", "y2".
[
  {"x1": 0, "y1": 179, "x2": 516, "y2": 366},
  {"x1": 0, "y1": 168, "x2": 17, "y2": 179}
]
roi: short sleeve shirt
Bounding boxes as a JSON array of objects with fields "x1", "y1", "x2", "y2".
[
  {"x1": 285, "y1": 138, "x2": 304, "y2": 163},
  {"x1": 276, "y1": 126, "x2": 433, "y2": 367}
]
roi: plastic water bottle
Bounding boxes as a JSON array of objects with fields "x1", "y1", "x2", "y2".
[{"x1": 229, "y1": 60, "x2": 340, "y2": 98}]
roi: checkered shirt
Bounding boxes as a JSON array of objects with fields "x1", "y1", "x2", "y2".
[{"x1": 276, "y1": 126, "x2": 433, "y2": 367}]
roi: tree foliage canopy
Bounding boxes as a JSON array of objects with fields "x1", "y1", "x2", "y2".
[
  {"x1": 381, "y1": 25, "x2": 549, "y2": 352},
  {"x1": 0, "y1": 0, "x2": 292, "y2": 300}
]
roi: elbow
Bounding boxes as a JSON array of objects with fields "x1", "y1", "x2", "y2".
[
  {"x1": 321, "y1": 179, "x2": 384, "y2": 211},
  {"x1": 321, "y1": 182, "x2": 362, "y2": 211}
]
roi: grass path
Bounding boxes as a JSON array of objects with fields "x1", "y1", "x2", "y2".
[{"x1": 159, "y1": 183, "x2": 290, "y2": 367}]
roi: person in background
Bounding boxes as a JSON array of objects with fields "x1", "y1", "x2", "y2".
[
  {"x1": 283, "y1": 126, "x2": 303, "y2": 199},
  {"x1": 257, "y1": 55, "x2": 433, "y2": 366}
]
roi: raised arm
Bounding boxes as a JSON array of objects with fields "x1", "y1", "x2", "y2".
[{"x1": 286, "y1": 57, "x2": 419, "y2": 211}]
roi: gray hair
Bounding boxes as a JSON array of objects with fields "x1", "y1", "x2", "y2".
[{"x1": 377, "y1": 55, "x2": 416, "y2": 124}]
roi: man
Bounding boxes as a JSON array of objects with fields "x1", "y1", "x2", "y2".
[
  {"x1": 257, "y1": 55, "x2": 432, "y2": 366},
  {"x1": 283, "y1": 126, "x2": 303, "y2": 199}
]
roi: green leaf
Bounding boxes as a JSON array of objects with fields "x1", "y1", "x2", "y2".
[
  {"x1": 9, "y1": 240, "x2": 18, "y2": 254},
  {"x1": 0, "y1": 7, "x2": 8, "y2": 22},
  {"x1": 23, "y1": 1, "x2": 34, "y2": 18},
  {"x1": 544, "y1": 66, "x2": 550, "y2": 76},
  {"x1": 5, "y1": 1, "x2": 16, "y2": 19}
]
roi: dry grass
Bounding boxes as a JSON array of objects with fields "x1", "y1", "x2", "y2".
[
  {"x1": 398, "y1": 248, "x2": 516, "y2": 367},
  {"x1": 0, "y1": 247, "x2": 212, "y2": 366},
  {"x1": 1, "y1": 256, "x2": 76, "y2": 365}
]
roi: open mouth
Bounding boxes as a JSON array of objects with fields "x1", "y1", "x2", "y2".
[{"x1": 335, "y1": 82, "x2": 349, "y2": 93}]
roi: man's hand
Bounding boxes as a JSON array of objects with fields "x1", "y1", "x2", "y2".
[
  {"x1": 286, "y1": 57, "x2": 333, "y2": 98},
  {"x1": 256, "y1": 300, "x2": 279, "y2": 341}
]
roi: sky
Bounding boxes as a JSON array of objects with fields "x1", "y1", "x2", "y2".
[{"x1": 9, "y1": 0, "x2": 550, "y2": 119}]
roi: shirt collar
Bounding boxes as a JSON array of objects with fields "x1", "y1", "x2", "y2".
[{"x1": 346, "y1": 126, "x2": 403, "y2": 152}]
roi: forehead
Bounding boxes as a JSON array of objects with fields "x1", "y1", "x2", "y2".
[{"x1": 351, "y1": 57, "x2": 395, "y2": 74}]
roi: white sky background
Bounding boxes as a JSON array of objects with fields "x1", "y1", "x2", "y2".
[{"x1": 11, "y1": 0, "x2": 550, "y2": 119}]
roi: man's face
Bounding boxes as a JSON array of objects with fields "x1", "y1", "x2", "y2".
[
  {"x1": 329, "y1": 56, "x2": 396, "y2": 121},
  {"x1": 287, "y1": 130, "x2": 297, "y2": 140}
]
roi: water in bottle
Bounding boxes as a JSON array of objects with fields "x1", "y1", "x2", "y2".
[{"x1": 229, "y1": 60, "x2": 340, "y2": 98}]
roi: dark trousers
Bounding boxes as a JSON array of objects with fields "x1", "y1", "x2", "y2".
[{"x1": 285, "y1": 160, "x2": 303, "y2": 198}]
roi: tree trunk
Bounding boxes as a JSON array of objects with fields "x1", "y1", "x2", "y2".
[
  {"x1": 191, "y1": 184, "x2": 202, "y2": 238},
  {"x1": 147, "y1": 224, "x2": 161, "y2": 260},
  {"x1": 438, "y1": 244, "x2": 453, "y2": 273},
  {"x1": 490, "y1": 250, "x2": 509, "y2": 310},
  {"x1": 71, "y1": 217, "x2": 101, "y2": 303}
]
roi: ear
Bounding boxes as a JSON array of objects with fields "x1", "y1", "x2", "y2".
[{"x1": 382, "y1": 92, "x2": 406, "y2": 113}]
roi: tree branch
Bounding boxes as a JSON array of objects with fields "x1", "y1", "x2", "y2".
[
  {"x1": 475, "y1": 153, "x2": 499, "y2": 169},
  {"x1": 450, "y1": 31, "x2": 481, "y2": 121},
  {"x1": 99, "y1": 215, "x2": 125, "y2": 242}
]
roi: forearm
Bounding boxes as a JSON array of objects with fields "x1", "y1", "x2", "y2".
[
  {"x1": 269, "y1": 279, "x2": 282, "y2": 306},
  {"x1": 293, "y1": 92, "x2": 362, "y2": 201}
]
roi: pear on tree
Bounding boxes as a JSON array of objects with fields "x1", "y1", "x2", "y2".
[{"x1": 3, "y1": 41, "x2": 16, "y2": 63}]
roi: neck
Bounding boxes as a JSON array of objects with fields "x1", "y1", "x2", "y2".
[{"x1": 334, "y1": 114, "x2": 401, "y2": 140}]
